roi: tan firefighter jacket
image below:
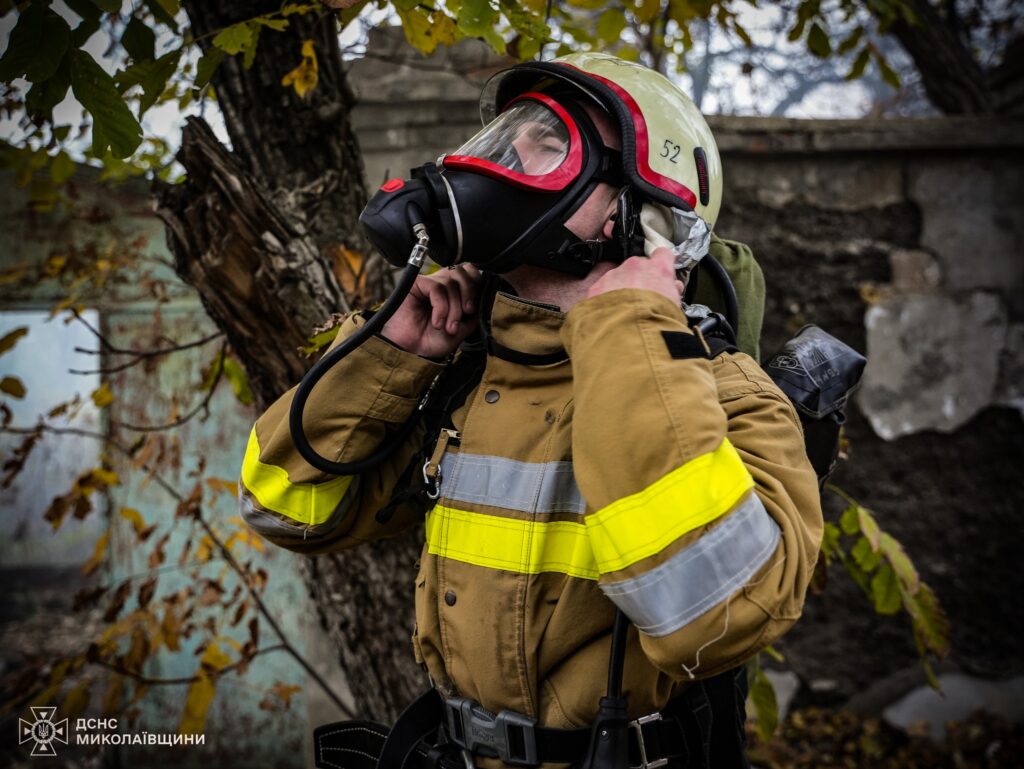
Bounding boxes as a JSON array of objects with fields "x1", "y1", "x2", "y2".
[{"x1": 238, "y1": 286, "x2": 823, "y2": 744}]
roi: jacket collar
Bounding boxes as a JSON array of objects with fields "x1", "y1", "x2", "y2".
[{"x1": 488, "y1": 291, "x2": 566, "y2": 357}]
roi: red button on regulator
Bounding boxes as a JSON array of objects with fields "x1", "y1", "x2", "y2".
[{"x1": 380, "y1": 178, "x2": 405, "y2": 193}]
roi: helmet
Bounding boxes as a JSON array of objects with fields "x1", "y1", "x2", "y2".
[
  {"x1": 358, "y1": 53, "x2": 720, "y2": 277},
  {"x1": 479, "y1": 52, "x2": 723, "y2": 231}
]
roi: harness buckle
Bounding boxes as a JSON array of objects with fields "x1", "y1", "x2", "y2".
[
  {"x1": 444, "y1": 696, "x2": 538, "y2": 767},
  {"x1": 629, "y1": 713, "x2": 669, "y2": 769}
]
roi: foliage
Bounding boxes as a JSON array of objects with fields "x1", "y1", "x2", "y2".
[{"x1": 748, "y1": 706, "x2": 1024, "y2": 769}]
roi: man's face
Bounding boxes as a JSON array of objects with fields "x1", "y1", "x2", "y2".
[{"x1": 563, "y1": 103, "x2": 622, "y2": 243}]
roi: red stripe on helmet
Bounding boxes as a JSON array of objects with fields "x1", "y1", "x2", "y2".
[
  {"x1": 557, "y1": 64, "x2": 698, "y2": 210},
  {"x1": 443, "y1": 92, "x2": 583, "y2": 192}
]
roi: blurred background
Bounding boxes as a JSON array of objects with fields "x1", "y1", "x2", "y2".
[{"x1": 1, "y1": 1, "x2": 1022, "y2": 767}]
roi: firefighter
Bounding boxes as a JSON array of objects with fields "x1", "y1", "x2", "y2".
[{"x1": 239, "y1": 53, "x2": 823, "y2": 768}]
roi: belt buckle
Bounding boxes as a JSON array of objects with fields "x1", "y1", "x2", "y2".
[
  {"x1": 629, "y1": 712, "x2": 669, "y2": 769},
  {"x1": 444, "y1": 696, "x2": 538, "y2": 767}
]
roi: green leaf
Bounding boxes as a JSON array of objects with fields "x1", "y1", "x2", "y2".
[
  {"x1": 0, "y1": 326, "x2": 28, "y2": 357},
  {"x1": 837, "y1": 25, "x2": 863, "y2": 55},
  {"x1": 870, "y1": 563, "x2": 901, "y2": 615},
  {"x1": 338, "y1": 0, "x2": 371, "y2": 27},
  {"x1": 64, "y1": 0, "x2": 102, "y2": 45},
  {"x1": 879, "y1": 532, "x2": 919, "y2": 592},
  {"x1": 1, "y1": 376, "x2": 27, "y2": 399},
  {"x1": 857, "y1": 505, "x2": 881, "y2": 549},
  {"x1": 213, "y1": 22, "x2": 257, "y2": 56},
  {"x1": 223, "y1": 357, "x2": 254, "y2": 406},
  {"x1": 255, "y1": 17, "x2": 289, "y2": 32},
  {"x1": 747, "y1": 662, "x2": 778, "y2": 741},
  {"x1": 397, "y1": 7, "x2": 445, "y2": 55},
  {"x1": 116, "y1": 50, "x2": 182, "y2": 115},
  {"x1": 850, "y1": 536, "x2": 881, "y2": 572},
  {"x1": 0, "y1": 3, "x2": 43, "y2": 82},
  {"x1": 70, "y1": 49, "x2": 143, "y2": 159},
  {"x1": 122, "y1": 17, "x2": 157, "y2": 63},
  {"x1": 50, "y1": 152, "x2": 76, "y2": 185},
  {"x1": 596, "y1": 8, "x2": 627, "y2": 44},
  {"x1": 300, "y1": 327, "x2": 341, "y2": 356},
  {"x1": 807, "y1": 21, "x2": 831, "y2": 58},
  {"x1": 92, "y1": 0, "x2": 122, "y2": 12},
  {"x1": 25, "y1": 52, "x2": 72, "y2": 122},
  {"x1": 195, "y1": 47, "x2": 225, "y2": 90},
  {"x1": 838, "y1": 504, "x2": 859, "y2": 535},
  {"x1": 846, "y1": 46, "x2": 870, "y2": 80},
  {"x1": 243, "y1": 25, "x2": 261, "y2": 69},
  {"x1": 901, "y1": 582, "x2": 950, "y2": 657},
  {"x1": 876, "y1": 52, "x2": 901, "y2": 89},
  {"x1": 458, "y1": 0, "x2": 498, "y2": 38},
  {"x1": 633, "y1": 0, "x2": 660, "y2": 25},
  {"x1": 144, "y1": 0, "x2": 180, "y2": 30},
  {"x1": 820, "y1": 520, "x2": 841, "y2": 561},
  {"x1": 0, "y1": 5, "x2": 72, "y2": 84}
]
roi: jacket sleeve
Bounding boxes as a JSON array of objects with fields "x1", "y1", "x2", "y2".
[
  {"x1": 561, "y1": 288, "x2": 823, "y2": 679},
  {"x1": 237, "y1": 313, "x2": 445, "y2": 556}
]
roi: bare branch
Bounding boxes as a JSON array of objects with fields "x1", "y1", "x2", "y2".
[
  {"x1": 110, "y1": 343, "x2": 227, "y2": 433},
  {"x1": 0, "y1": 421, "x2": 355, "y2": 719},
  {"x1": 91, "y1": 644, "x2": 287, "y2": 685}
]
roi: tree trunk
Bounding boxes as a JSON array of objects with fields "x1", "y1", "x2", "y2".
[
  {"x1": 154, "y1": 0, "x2": 427, "y2": 722},
  {"x1": 885, "y1": 0, "x2": 995, "y2": 115}
]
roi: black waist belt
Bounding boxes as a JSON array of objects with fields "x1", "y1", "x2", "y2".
[{"x1": 314, "y1": 689, "x2": 691, "y2": 768}]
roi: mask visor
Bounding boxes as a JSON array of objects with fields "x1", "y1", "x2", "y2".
[{"x1": 444, "y1": 93, "x2": 582, "y2": 191}]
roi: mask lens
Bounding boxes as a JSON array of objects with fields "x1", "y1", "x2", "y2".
[{"x1": 454, "y1": 100, "x2": 570, "y2": 177}]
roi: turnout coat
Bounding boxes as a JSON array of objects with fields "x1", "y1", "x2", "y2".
[{"x1": 238, "y1": 285, "x2": 823, "y2": 756}]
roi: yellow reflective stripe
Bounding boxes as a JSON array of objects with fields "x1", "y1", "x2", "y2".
[
  {"x1": 425, "y1": 505, "x2": 599, "y2": 580},
  {"x1": 586, "y1": 438, "x2": 754, "y2": 574},
  {"x1": 240, "y1": 426, "x2": 353, "y2": 526}
]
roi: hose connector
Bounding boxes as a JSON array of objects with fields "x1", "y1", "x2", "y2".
[{"x1": 409, "y1": 223, "x2": 430, "y2": 268}]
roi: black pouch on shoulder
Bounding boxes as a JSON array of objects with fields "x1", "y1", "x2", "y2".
[{"x1": 764, "y1": 325, "x2": 866, "y2": 484}]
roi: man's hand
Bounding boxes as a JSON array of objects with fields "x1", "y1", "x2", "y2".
[
  {"x1": 585, "y1": 247, "x2": 684, "y2": 305},
  {"x1": 380, "y1": 264, "x2": 483, "y2": 359}
]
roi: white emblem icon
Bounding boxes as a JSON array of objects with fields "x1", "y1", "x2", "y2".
[{"x1": 19, "y1": 706, "x2": 68, "y2": 757}]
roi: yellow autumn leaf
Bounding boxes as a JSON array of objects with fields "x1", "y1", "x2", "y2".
[
  {"x1": 281, "y1": 39, "x2": 318, "y2": 98},
  {"x1": 120, "y1": 506, "x2": 147, "y2": 535},
  {"x1": 82, "y1": 532, "x2": 108, "y2": 577},
  {"x1": 206, "y1": 477, "x2": 239, "y2": 497},
  {"x1": 91, "y1": 381, "x2": 114, "y2": 408},
  {"x1": 0, "y1": 376, "x2": 26, "y2": 399},
  {"x1": 180, "y1": 642, "x2": 232, "y2": 735},
  {"x1": 91, "y1": 467, "x2": 120, "y2": 486}
]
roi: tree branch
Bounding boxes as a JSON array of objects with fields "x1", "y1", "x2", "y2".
[
  {"x1": 110, "y1": 343, "x2": 227, "y2": 433},
  {"x1": 1, "y1": 421, "x2": 354, "y2": 719},
  {"x1": 92, "y1": 644, "x2": 288, "y2": 685}
]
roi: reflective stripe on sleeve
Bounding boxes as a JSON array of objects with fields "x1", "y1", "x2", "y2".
[
  {"x1": 586, "y1": 438, "x2": 754, "y2": 574},
  {"x1": 424, "y1": 505, "x2": 598, "y2": 579},
  {"x1": 240, "y1": 425, "x2": 354, "y2": 526},
  {"x1": 438, "y1": 453, "x2": 585, "y2": 514},
  {"x1": 599, "y1": 490, "x2": 781, "y2": 637}
]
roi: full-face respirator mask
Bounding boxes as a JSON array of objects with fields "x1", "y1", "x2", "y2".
[
  {"x1": 289, "y1": 53, "x2": 733, "y2": 477},
  {"x1": 360, "y1": 90, "x2": 639, "y2": 277}
]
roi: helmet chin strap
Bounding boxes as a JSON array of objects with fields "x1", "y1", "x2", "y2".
[{"x1": 520, "y1": 184, "x2": 646, "y2": 277}]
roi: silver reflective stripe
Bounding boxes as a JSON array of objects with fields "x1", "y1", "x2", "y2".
[
  {"x1": 438, "y1": 453, "x2": 585, "y2": 515},
  {"x1": 239, "y1": 479, "x2": 358, "y2": 540},
  {"x1": 600, "y1": 491, "x2": 781, "y2": 637}
]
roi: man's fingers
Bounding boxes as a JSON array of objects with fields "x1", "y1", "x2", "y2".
[
  {"x1": 427, "y1": 282, "x2": 450, "y2": 330},
  {"x1": 443, "y1": 280, "x2": 463, "y2": 332},
  {"x1": 446, "y1": 265, "x2": 480, "y2": 313}
]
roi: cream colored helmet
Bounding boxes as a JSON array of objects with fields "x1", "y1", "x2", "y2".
[{"x1": 480, "y1": 52, "x2": 723, "y2": 231}]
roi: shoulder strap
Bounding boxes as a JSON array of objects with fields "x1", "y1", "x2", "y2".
[{"x1": 374, "y1": 343, "x2": 487, "y2": 525}]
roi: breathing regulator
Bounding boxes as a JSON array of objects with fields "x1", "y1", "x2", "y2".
[{"x1": 288, "y1": 52, "x2": 738, "y2": 478}]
